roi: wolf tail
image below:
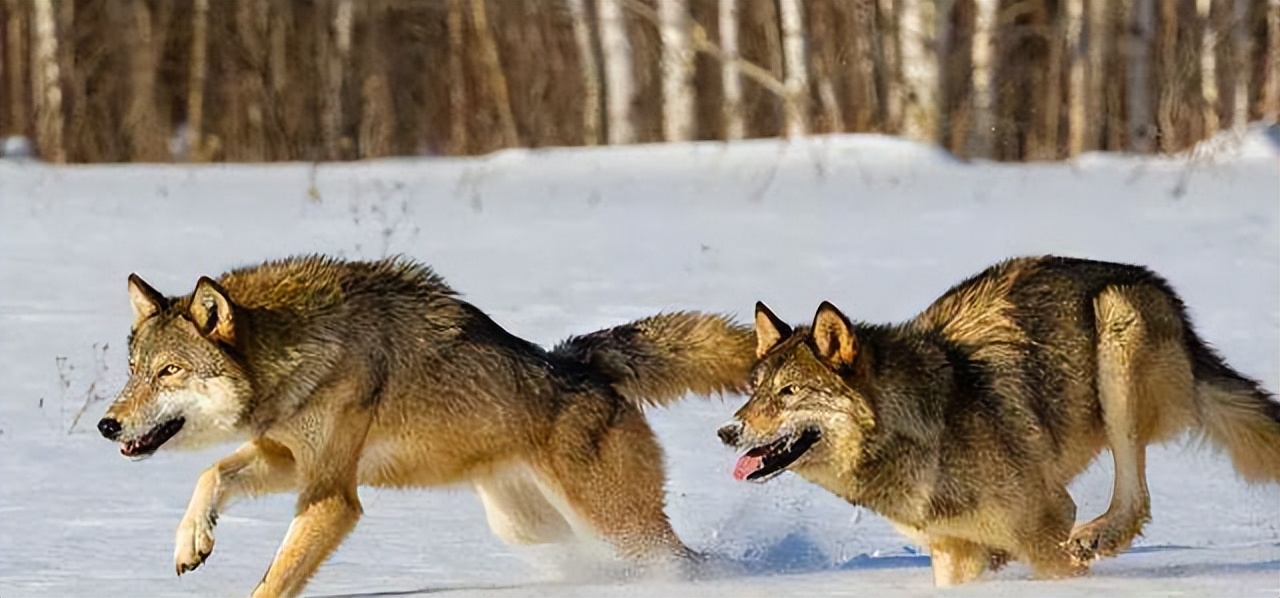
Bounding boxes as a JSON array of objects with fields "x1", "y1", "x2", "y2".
[
  {"x1": 1187, "y1": 333, "x2": 1280, "y2": 483},
  {"x1": 551, "y1": 311, "x2": 755, "y2": 408}
]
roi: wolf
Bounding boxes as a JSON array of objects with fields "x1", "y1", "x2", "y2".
[
  {"x1": 97, "y1": 254, "x2": 755, "y2": 598},
  {"x1": 717, "y1": 255, "x2": 1280, "y2": 586}
]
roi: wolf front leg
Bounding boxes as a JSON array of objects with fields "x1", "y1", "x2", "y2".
[
  {"x1": 251, "y1": 408, "x2": 371, "y2": 598},
  {"x1": 176, "y1": 439, "x2": 297, "y2": 575}
]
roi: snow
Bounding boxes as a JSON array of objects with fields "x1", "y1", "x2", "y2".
[{"x1": 2, "y1": 126, "x2": 1277, "y2": 597}]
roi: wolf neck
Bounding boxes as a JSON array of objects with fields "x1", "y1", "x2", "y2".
[
  {"x1": 238, "y1": 306, "x2": 344, "y2": 431},
  {"x1": 835, "y1": 322, "x2": 958, "y2": 520}
]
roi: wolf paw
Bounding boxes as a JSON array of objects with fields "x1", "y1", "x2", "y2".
[
  {"x1": 1063, "y1": 517, "x2": 1140, "y2": 565},
  {"x1": 174, "y1": 511, "x2": 217, "y2": 575}
]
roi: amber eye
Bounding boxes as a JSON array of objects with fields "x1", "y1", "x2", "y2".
[{"x1": 158, "y1": 364, "x2": 183, "y2": 378}]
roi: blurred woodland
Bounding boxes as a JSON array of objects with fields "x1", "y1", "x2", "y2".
[{"x1": 2, "y1": 0, "x2": 1277, "y2": 163}]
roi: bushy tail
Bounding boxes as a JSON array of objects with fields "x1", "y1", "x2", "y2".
[
  {"x1": 1188, "y1": 335, "x2": 1280, "y2": 483},
  {"x1": 551, "y1": 311, "x2": 755, "y2": 408}
]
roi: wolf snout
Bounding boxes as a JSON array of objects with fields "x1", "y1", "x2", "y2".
[
  {"x1": 717, "y1": 421, "x2": 743, "y2": 447},
  {"x1": 98, "y1": 417, "x2": 123, "y2": 440}
]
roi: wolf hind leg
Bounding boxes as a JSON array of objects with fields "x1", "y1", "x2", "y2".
[
  {"x1": 1066, "y1": 287, "x2": 1197, "y2": 564},
  {"x1": 538, "y1": 405, "x2": 693, "y2": 564},
  {"x1": 474, "y1": 464, "x2": 574, "y2": 546}
]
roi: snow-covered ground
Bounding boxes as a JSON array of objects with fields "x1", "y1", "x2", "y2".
[{"x1": 1, "y1": 128, "x2": 1277, "y2": 597}]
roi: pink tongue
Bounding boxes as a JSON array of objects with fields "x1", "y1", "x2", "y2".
[{"x1": 733, "y1": 454, "x2": 764, "y2": 480}]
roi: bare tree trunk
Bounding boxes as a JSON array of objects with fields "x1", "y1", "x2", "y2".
[
  {"x1": 719, "y1": 0, "x2": 744, "y2": 140},
  {"x1": 778, "y1": 0, "x2": 808, "y2": 137},
  {"x1": 56, "y1": 0, "x2": 86, "y2": 161},
  {"x1": 188, "y1": 0, "x2": 209, "y2": 161},
  {"x1": 969, "y1": 0, "x2": 996, "y2": 157},
  {"x1": 30, "y1": 0, "x2": 64, "y2": 162},
  {"x1": 845, "y1": 1, "x2": 878, "y2": 131},
  {"x1": 566, "y1": 0, "x2": 601, "y2": 145},
  {"x1": 1126, "y1": 0, "x2": 1154, "y2": 152},
  {"x1": 470, "y1": 0, "x2": 518, "y2": 148},
  {"x1": 3, "y1": 0, "x2": 28, "y2": 139},
  {"x1": 1038, "y1": 0, "x2": 1064, "y2": 159},
  {"x1": 659, "y1": 0, "x2": 695, "y2": 141},
  {"x1": 124, "y1": 0, "x2": 166, "y2": 161},
  {"x1": 1154, "y1": 0, "x2": 1179, "y2": 152},
  {"x1": 1065, "y1": 0, "x2": 1086, "y2": 156},
  {"x1": 1231, "y1": 0, "x2": 1252, "y2": 127},
  {"x1": 318, "y1": 0, "x2": 353, "y2": 160},
  {"x1": 877, "y1": 0, "x2": 903, "y2": 132},
  {"x1": 598, "y1": 0, "x2": 636, "y2": 144},
  {"x1": 1084, "y1": 0, "x2": 1108, "y2": 150},
  {"x1": 266, "y1": 3, "x2": 296, "y2": 159},
  {"x1": 1264, "y1": 0, "x2": 1279, "y2": 123},
  {"x1": 234, "y1": 0, "x2": 269, "y2": 161},
  {"x1": 806, "y1": 1, "x2": 843, "y2": 134},
  {"x1": 1193, "y1": 0, "x2": 1219, "y2": 136},
  {"x1": 1105, "y1": 0, "x2": 1128, "y2": 150},
  {"x1": 898, "y1": 0, "x2": 937, "y2": 142},
  {"x1": 445, "y1": 0, "x2": 469, "y2": 154}
]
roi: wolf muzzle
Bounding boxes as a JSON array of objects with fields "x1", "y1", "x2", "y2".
[
  {"x1": 716, "y1": 422, "x2": 742, "y2": 447},
  {"x1": 98, "y1": 417, "x2": 123, "y2": 440}
]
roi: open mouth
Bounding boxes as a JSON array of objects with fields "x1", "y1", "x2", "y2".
[
  {"x1": 120, "y1": 418, "x2": 185, "y2": 458},
  {"x1": 732, "y1": 427, "x2": 821, "y2": 482}
]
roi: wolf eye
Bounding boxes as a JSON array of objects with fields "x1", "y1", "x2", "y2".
[{"x1": 158, "y1": 364, "x2": 183, "y2": 378}]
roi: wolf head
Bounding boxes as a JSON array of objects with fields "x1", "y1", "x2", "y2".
[
  {"x1": 97, "y1": 274, "x2": 251, "y2": 459},
  {"x1": 717, "y1": 301, "x2": 875, "y2": 483}
]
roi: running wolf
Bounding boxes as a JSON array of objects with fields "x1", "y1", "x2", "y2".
[
  {"x1": 97, "y1": 255, "x2": 755, "y2": 598},
  {"x1": 717, "y1": 256, "x2": 1280, "y2": 585}
]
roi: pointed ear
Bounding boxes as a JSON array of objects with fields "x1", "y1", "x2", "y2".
[
  {"x1": 812, "y1": 301, "x2": 858, "y2": 367},
  {"x1": 189, "y1": 276, "x2": 236, "y2": 344},
  {"x1": 754, "y1": 301, "x2": 792, "y2": 358},
  {"x1": 128, "y1": 274, "x2": 167, "y2": 330}
]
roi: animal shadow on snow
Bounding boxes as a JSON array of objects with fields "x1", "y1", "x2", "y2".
[{"x1": 718, "y1": 530, "x2": 931, "y2": 577}]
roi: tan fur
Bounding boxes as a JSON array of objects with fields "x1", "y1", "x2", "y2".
[
  {"x1": 721, "y1": 256, "x2": 1280, "y2": 586},
  {"x1": 99, "y1": 255, "x2": 755, "y2": 597}
]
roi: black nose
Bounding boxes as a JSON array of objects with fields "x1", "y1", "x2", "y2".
[
  {"x1": 97, "y1": 417, "x2": 122, "y2": 440},
  {"x1": 717, "y1": 422, "x2": 741, "y2": 447}
]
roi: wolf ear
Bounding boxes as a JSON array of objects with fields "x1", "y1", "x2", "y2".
[
  {"x1": 812, "y1": 301, "x2": 858, "y2": 367},
  {"x1": 128, "y1": 274, "x2": 167, "y2": 330},
  {"x1": 189, "y1": 276, "x2": 236, "y2": 344},
  {"x1": 754, "y1": 301, "x2": 792, "y2": 358}
]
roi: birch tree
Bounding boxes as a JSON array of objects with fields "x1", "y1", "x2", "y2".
[
  {"x1": 1230, "y1": 0, "x2": 1252, "y2": 128},
  {"x1": 1065, "y1": 0, "x2": 1086, "y2": 156},
  {"x1": 898, "y1": 0, "x2": 937, "y2": 142},
  {"x1": 659, "y1": 0, "x2": 695, "y2": 141},
  {"x1": 30, "y1": 0, "x2": 64, "y2": 162},
  {"x1": 778, "y1": 0, "x2": 808, "y2": 137},
  {"x1": 597, "y1": 0, "x2": 636, "y2": 144},
  {"x1": 565, "y1": 0, "x2": 601, "y2": 145},
  {"x1": 719, "y1": 0, "x2": 744, "y2": 140},
  {"x1": 969, "y1": 0, "x2": 996, "y2": 157},
  {"x1": 1197, "y1": 0, "x2": 1219, "y2": 136}
]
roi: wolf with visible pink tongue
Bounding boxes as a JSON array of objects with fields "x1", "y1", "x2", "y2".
[{"x1": 716, "y1": 256, "x2": 1280, "y2": 587}]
